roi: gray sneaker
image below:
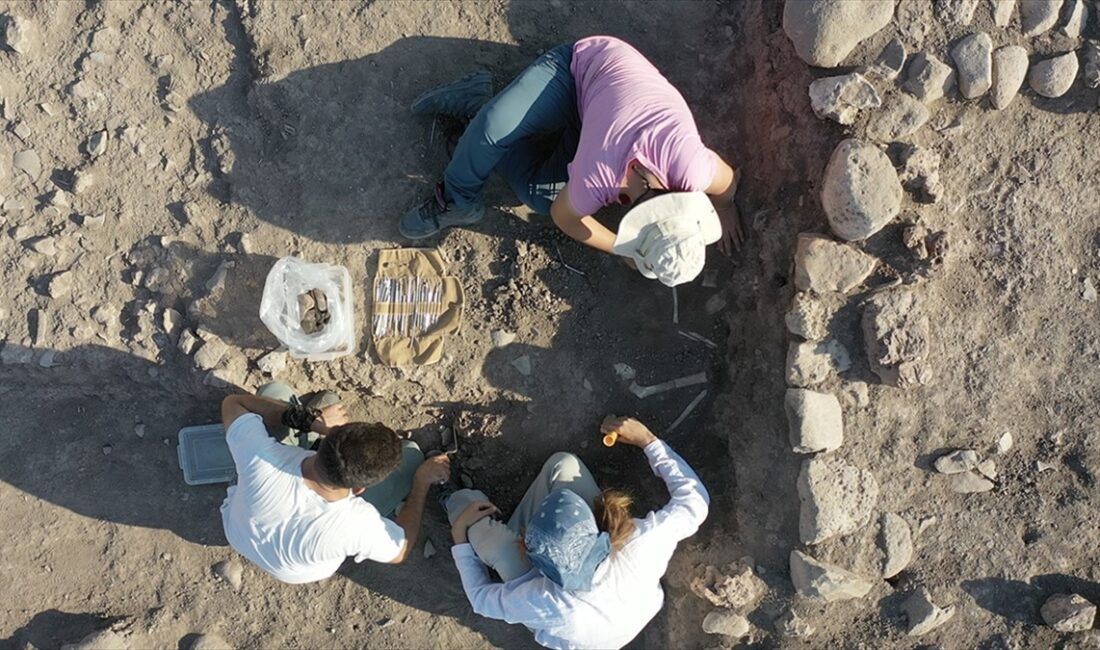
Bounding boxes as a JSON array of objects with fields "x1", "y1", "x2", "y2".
[
  {"x1": 399, "y1": 183, "x2": 485, "y2": 240},
  {"x1": 411, "y1": 70, "x2": 493, "y2": 118}
]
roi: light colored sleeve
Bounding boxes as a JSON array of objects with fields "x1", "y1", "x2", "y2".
[
  {"x1": 350, "y1": 506, "x2": 406, "y2": 564},
  {"x1": 634, "y1": 439, "x2": 710, "y2": 546},
  {"x1": 451, "y1": 544, "x2": 569, "y2": 628},
  {"x1": 224, "y1": 413, "x2": 277, "y2": 472}
]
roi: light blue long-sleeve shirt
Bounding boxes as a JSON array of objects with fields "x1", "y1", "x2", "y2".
[{"x1": 451, "y1": 439, "x2": 710, "y2": 649}]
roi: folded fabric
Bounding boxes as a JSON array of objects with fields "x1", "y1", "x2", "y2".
[{"x1": 371, "y1": 248, "x2": 463, "y2": 366}]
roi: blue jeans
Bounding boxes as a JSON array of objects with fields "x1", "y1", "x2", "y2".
[{"x1": 444, "y1": 42, "x2": 579, "y2": 216}]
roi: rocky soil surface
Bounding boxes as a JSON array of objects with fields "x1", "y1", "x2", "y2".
[{"x1": 0, "y1": 1, "x2": 1098, "y2": 649}]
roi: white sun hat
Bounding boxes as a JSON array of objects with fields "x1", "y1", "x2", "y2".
[{"x1": 612, "y1": 191, "x2": 722, "y2": 287}]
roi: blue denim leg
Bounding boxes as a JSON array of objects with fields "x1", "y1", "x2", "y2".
[
  {"x1": 444, "y1": 42, "x2": 578, "y2": 210},
  {"x1": 495, "y1": 118, "x2": 580, "y2": 215}
]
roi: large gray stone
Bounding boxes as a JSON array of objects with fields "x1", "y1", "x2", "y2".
[
  {"x1": 797, "y1": 456, "x2": 879, "y2": 544},
  {"x1": 794, "y1": 234, "x2": 877, "y2": 294},
  {"x1": 861, "y1": 288, "x2": 932, "y2": 388},
  {"x1": 701, "y1": 611, "x2": 750, "y2": 638},
  {"x1": 789, "y1": 550, "x2": 874, "y2": 601},
  {"x1": 904, "y1": 588, "x2": 956, "y2": 635},
  {"x1": 690, "y1": 561, "x2": 766, "y2": 610},
  {"x1": 993, "y1": 0, "x2": 1016, "y2": 26},
  {"x1": 935, "y1": 0, "x2": 979, "y2": 26},
  {"x1": 991, "y1": 45, "x2": 1029, "y2": 109},
  {"x1": 951, "y1": 33, "x2": 993, "y2": 99},
  {"x1": 879, "y1": 513, "x2": 913, "y2": 578},
  {"x1": 783, "y1": 0, "x2": 896, "y2": 68},
  {"x1": 822, "y1": 139, "x2": 902, "y2": 241},
  {"x1": 1041, "y1": 593, "x2": 1097, "y2": 632},
  {"x1": 1059, "y1": 0, "x2": 1088, "y2": 38},
  {"x1": 809, "y1": 73, "x2": 881, "y2": 124},
  {"x1": 1029, "y1": 51, "x2": 1079, "y2": 98},
  {"x1": 1021, "y1": 0, "x2": 1061, "y2": 36},
  {"x1": 786, "y1": 339, "x2": 851, "y2": 387},
  {"x1": 903, "y1": 52, "x2": 954, "y2": 103},
  {"x1": 785, "y1": 388, "x2": 844, "y2": 453}
]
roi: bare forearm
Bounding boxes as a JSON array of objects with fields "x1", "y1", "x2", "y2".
[
  {"x1": 222, "y1": 394, "x2": 324, "y2": 433},
  {"x1": 393, "y1": 481, "x2": 429, "y2": 559},
  {"x1": 555, "y1": 214, "x2": 616, "y2": 253},
  {"x1": 707, "y1": 155, "x2": 739, "y2": 203}
]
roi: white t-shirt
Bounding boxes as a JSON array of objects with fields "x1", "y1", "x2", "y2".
[{"x1": 220, "y1": 414, "x2": 405, "y2": 584}]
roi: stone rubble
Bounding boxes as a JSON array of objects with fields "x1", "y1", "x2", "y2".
[
  {"x1": 774, "y1": 608, "x2": 816, "y2": 638},
  {"x1": 950, "y1": 471, "x2": 995, "y2": 493},
  {"x1": 786, "y1": 339, "x2": 851, "y2": 387},
  {"x1": 933, "y1": 449, "x2": 980, "y2": 474},
  {"x1": 1020, "y1": 0, "x2": 1062, "y2": 36},
  {"x1": 809, "y1": 73, "x2": 881, "y2": 125},
  {"x1": 13, "y1": 149, "x2": 42, "y2": 180},
  {"x1": 935, "y1": 0, "x2": 979, "y2": 26},
  {"x1": 990, "y1": 45, "x2": 1030, "y2": 110},
  {"x1": 782, "y1": 0, "x2": 896, "y2": 68},
  {"x1": 789, "y1": 550, "x2": 874, "y2": 601},
  {"x1": 797, "y1": 455, "x2": 878, "y2": 544},
  {"x1": 177, "y1": 328, "x2": 199, "y2": 355},
  {"x1": 950, "y1": 33, "x2": 993, "y2": 99},
  {"x1": 993, "y1": 0, "x2": 1016, "y2": 26},
  {"x1": 866, "y1": 91, "x2": 930, "y2": 142},
  {"x1": 690, "y1": 560, "x2": 766, "y2": 610},
  {"x1": 897, "y1": 145, "x2": 944, "y2": 203},
  {"x1": 976, "y1": 458, "x2": 997, "y2": 480},
  {"x1": 822, "y1": 139, "x2": 902, "y2": 242},
  {"x1": 701, "y1": 610, "x2": 750, "y2": 638},
  {"x1": 193, "y1": 334, "x2": 229, "y2": 370},
  {"x1": 903, "y1": 587, "x2": 955, "y2": 635},
  {"x1": 793, "y1": 234, "x2": 877, "y2": 294},
  {"x1": 903, "y1": 52, "x2": 954, "y2": 103},
  {"x1": 861, "y1": 288, "x2": 932, "y2": 388},
  {"x1": 1040, "y1": 593, "x2": 1097, "y2": 632},
  {"x1": 1028, "y1": 51, "x2": 1080, "y2": 98},
  {"x1": 256, "y1": 350, "x2": 287, "y2": 375},
  {"x1": 785, "y1": 292, "x2": 834, "y2": 341},
  {"x1": 2, "y1": 14, "x2": 37, "y2": 55},
  {"x1": 785, "y1": 388, "x2": 844, "y2": 454},
  {"x1": 879, "y1": 512, "x2": 913, "y2": 578}
]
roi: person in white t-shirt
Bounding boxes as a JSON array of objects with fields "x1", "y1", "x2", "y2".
[
  {"x1": 445, "y1": 416, "x2": 710, "y2": 649},
  {"x1": 219, "y1": 382, "x2": 450, "y2": 584}
]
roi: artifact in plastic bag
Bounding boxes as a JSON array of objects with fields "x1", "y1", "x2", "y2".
[{"x1": 259, "y1": 256, "x2": 355, "y2": 361}]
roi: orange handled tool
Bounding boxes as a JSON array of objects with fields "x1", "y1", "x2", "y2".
[{"x1": 602, "y1": 430, "x2": 619, "y2": 447}]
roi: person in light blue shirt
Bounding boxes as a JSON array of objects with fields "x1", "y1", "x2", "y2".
[{"x1": 445, "y1": 416, "x2": 710, "y2": 649}]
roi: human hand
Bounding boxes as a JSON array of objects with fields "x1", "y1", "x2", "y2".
[
  {"x1": 601, "y1": 416, "x2": 657, "y2": 448},
  {"x1": 414, "y1": 454, "x2": 451, "y2": 488},
  {"x1": 717, "y1": 199, "x2": 744, "y2": 256},
  {"x1": 311, "y1": 403, "x2": 348, "y2": 435},
  {"x1": 451, "y1": 501, "x2": 498, "y2": 544}
]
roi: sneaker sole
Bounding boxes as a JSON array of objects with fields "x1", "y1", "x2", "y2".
[
  {"x1": 410, "y1": 71, "x2": 493, "y2": 116},
  {"x1": 399, "y1": 209, "x2": 486, "y2": 240}
]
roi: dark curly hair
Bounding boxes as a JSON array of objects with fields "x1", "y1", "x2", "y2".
[{"x1": 314, "y1": 423, "x2": 402, "y2": 489}]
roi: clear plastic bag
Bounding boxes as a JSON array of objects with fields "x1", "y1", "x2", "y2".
[{"x1": 259, "y1": 256, "x2": 355, "y2": 361}]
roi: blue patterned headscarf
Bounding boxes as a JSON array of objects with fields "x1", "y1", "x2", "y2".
[{"x1": 524, "y1": 488, "x2": 612, "y2": 591}]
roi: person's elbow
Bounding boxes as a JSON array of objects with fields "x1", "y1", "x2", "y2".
[{"x1": 384, "y1": 541, "x2": 411, "y2": 565}]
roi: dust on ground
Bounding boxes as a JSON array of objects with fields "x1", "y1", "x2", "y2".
[{"x1": 0, "y1": 1, "x2": 1098, "y2": 649}]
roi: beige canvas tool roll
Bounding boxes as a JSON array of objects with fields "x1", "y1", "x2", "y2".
[{"x1": 371, "y1": 248, "x2": 463, "y2": 366}]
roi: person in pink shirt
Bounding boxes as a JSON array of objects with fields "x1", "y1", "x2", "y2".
[{"x1": 402, "y1": 36, "x2": 743, "y2": 286}]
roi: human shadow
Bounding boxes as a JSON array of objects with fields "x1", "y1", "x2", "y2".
[
  {"x1": 188, "y1": 36, "x2": 530, "y2": 244},
  {"x1": 962, "y1": 574, "x2": 1100, "y2": 626},
  {"x1": 0, "y1": 608, "x2": 121, "y2": 649}
]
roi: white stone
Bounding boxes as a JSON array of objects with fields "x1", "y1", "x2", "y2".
[
  {"x1": 991, "y1": 46, "x2": 1029, "y2": 109},
  {"x1": 1060, "y1": 0, "x2": 1088, "y2": 38},
  {"x1": 178, "y1": 328, "x2": 199, "y2": 355},
  {"x1": 1029, "y1": 51, "x2": 1079, "y2": 98},
  {"x1": 1021, "y1": 0, "x2": 1061, "y2": 35},
  {"x1": 213, "y1": 559, "x2": 243, "y2": 590},
  {"x1": 786, "y1": 339, "x2": 851, "y2": 388},
  {"x1": 48, "y1": 272, "x2": 72, "y2": 298},
  {"x1": 903, "y1": 53, "x2": 954, "y2": 103},
  {"x1": 797, "y1": 456, "x2": 878, "y2": 544},
  {"x1": 690, "y1": 561, "x2": 766, "y2": 610},
  {"x1": 73, "y1": 169, "x2": 95, "y2": 194},
  {"x1": 977, "y1": 458, "x2": 998, "y2": 479},
  {"x1": 822, "y1": 139, "x2": 902, "y2": 242},
  {"x1": 789, "y1": 550, "x2": 874, "y2": 602},
  {"x1": 28, "y1": 236, "x2": 57, "y2": 256},
  {"x1": 993, "y1": 0, "x2": 1016, "y2": 26},
  {"x1": 935, "y1": 0, "x2": 979, "y2": 25},
  {"x1": 904, "y1": 588, "x2": 956, "y2": 635},
  {"x1": 786, "y1": 292, "x2": 832, "y2": 340},
  {"x1": 2, "y1": 15, "x2": 37, "y2": 54},
  {"x1": 702, "y1": 611, "x2": 750, "y2": 638},
  {"x1": 879, "y1": 513, "x2": 913, "y2": 578},
  {"x1": 1041, "y1": 593, "x2": 1097, "y2": 632},
  {"x1": 87, "y1": 130, "x2": 108, "y2": 158},
  {"x1": 256, "y1": 350, "x2": 287, "y2": 374},
  {"x1": 774, "y1": 609, "x2": 816, "y2": 638},
  {"x1": 934, "y1": 449, "x2": 980, "y2": 474},
  {"x1": 785, "y1": 388, "x2": 844, "y2": 453},
  {"x1": 490, "y1": 329, "x2": 516, "y2": 348},
  {"x1": 951, "y1": 471, "x2": 995, "y2": 493},
  {"x1": 189, "y1": 634, "x2": 232, "y2": 650},
  {"x1": 782, "y1": 0, "x2": 896, "y2": 68},
  {"x1": 809, "y1": 73, "x2": 881, "y2": 124},
  {"x1": 794, "y1": 234, "x2": 877, "y2": 294},
  {"x1": 13, "y1": 149, "x2": 41, "y2": 180},
  {"x1": 996, "y1": 431, "x2": 1014, "y2": 454},
  {"x1": 951, "y1": 33, "x2": 993, "y2": 99},
  {"x1": 205, "y1": 260, "x2": 232, "y2": 293}
]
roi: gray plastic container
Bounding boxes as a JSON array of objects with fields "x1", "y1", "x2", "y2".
[{"x1": 177, "y1": 424, "x2": 236, "y2": 485}]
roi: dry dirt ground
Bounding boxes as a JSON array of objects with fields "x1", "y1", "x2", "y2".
[{"x1": 0, "y1": 1, "x2": 1098, "y2": 649}]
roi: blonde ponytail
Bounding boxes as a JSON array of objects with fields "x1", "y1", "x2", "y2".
[{"x1": 594, "y1": 489, "x2": 636, "y2": 554}]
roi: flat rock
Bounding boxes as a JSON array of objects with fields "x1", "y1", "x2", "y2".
[
  {"x1": 193, "y1": 337, "x2": 228, "y2": 370},
  {"x1": 797, "y1": 456, "x2": 878, "y2": 544},
  {"x1": 897, "y1": 145, "x2": 944, "y2": 203},
  {"x1": 950, "y1": 471, "x2": 995, "y2": 493},
  {"x1": 1041, "y1": 593, "x2": 1097, "y2": 632},
  {"x1": 861, "y1": 288, "x2": 932, "y2": 388},
  {"x1": 809, "y1": 73, "x2": 881, "y2": 124},
  {"x1": 1021, "y1": 0, "x2": 1061, "y2": 36},
  {"x1": 822, "y1": 139, "x2": 902, "y2": 241},
  {"x1": 993, "y1": 0, "x2": 1016, "y2": 26},
  {"x1": 991, "y1": 46, "x2": 1029, "y2": 109},
  {"x1": 86, "y1": 130, "x2": 108, "y2": 158},
  {"x1": 782, "y1": 0, "x2": 896, "y2": 68},
  {"x1": 794, "y1": 234, "x2": 877, "y2": 294},
  {"x1": 903, "y1": 52, "x2": 954, "y2": 103},
  {"x1": 13, "y1": 149, "x2": 41, "y2": 180},
  {"x1": 785, "y1": 388, "x2": 844, "y2": 453},
  {"x1": 48, "y1": 272, "x2": 72, "y2": 298},
  {"x1": 690, "y1": 560, "x2": 767, "y2": 609},
  {"x1": 1029, "y1": 51, "x2": 1079, "y2": 98},
  {"x1": 934, "y1": 449, "x2": 980, "y2": 474},
  {"x1": 1060, "y1": 0, "x2": 1088, "y2": 38},
  {"x1": 178, "y1": 329, "x2": 199, "y2": 355},
  {"x1": 774, "y1": 609, "x2": 816, "y2": 637},
  {"x1": 189, "y1": 634, "x2": 233, "y2": 650},
  {"x1": 789, "y1": 550, "x2": 874, "y2": 601},
  {"x1": 866, "y1": 90, "x2": 929, "y2": 141},
  {"x1": 786, "y1": 292, "x2": 833, "y2": 341},
  {"x1": 256, "y1": 350, "x2": 287, "y2": 374},
  {"x1": 951, "y1": 33, "x2": 993, "y2": 99},
  {"x1": 490, "y1": 329, "x2": 515, "y2": 348},
  {"x1": 904, "y1": 588, "x2": 955, "y2": 635},
  {"x1": 935, "y1": 0, "x2": 979, "y2": 26},
  {"x1": 212, "y1": 559, "x2": 243, "y2": 590},
  {"x1": 2, "y1": 14, "x2": 37, "y2": 55},
  {"x1": 977, "y1": 458, "x2": 997, "y2": 479},
  {"x1": 879, "y1": 513, "x2": 913, "y2": 578},
  {"x1": 702, "y1": 611, "x2": 750, "y2": 638},
  {"x1": 996, "y1": 432, "x2": 1014, "y2": 454},
  {"x1": 786, "y1": 339, "x2": 851, "y2": 387}
]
